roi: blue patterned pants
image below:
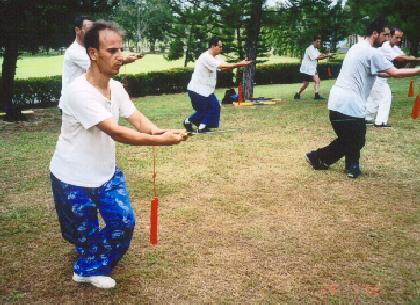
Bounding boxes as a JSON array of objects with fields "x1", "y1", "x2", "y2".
[{"x1": 50, "y1": 167, "x2": 135, "y2": 276}]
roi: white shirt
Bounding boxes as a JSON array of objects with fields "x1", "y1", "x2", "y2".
[
  {"x1": 50, "y1": 75, "x2": 136, "y2": 187},
  {"x1": 61, "y1": 41, "x2": 91, "y2": 98},
  {"x1": 299, "y1": 45, "x2": 320, "y2": 76},
  {"x1": 374, "y1": 41, "x2": 404, "y2": 85},
  {"x1": 328, "y1": 39, "x2": 394, "y2": 118},
  {"x1": 187, "y1": 51, "x2": 224, "y2": 97}
]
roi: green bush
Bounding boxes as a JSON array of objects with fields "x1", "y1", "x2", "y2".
[
  {"x1": 10, "y1": 62, "x2": 341, "y2": 107},
  {"x1": 254, "y1": 62, "x2": 341, "y2": 85},
  {"x1": 12, "y1": 76, "x2": 61, "y2": 109}
]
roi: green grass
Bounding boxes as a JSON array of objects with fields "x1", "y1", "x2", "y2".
[
  {"x1": 0, "y1": 54, "x2": 299, "y2": 79},
  {"x1": 1, "y1": 78, "x2": 419, "y2": 303}
]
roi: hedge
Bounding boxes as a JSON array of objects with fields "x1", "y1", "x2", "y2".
[{"x1": 9, "y1": 61, "x2": 341, "y2": 108}]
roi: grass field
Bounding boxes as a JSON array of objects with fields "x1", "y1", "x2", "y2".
[
  {"x1": 1, "y1": 78, "x2": 419, "y2": 304},
  {"x1": 0, "y1": 54, "x2": 299, "y2": 79}
]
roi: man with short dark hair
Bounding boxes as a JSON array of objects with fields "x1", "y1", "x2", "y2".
[
  {"x1": 366, "y1": 27, "x2": 420, "y2": 128},
  {"x1": 183, "y1": 37, "x2": 252, "y2": 133},
  {"x1": 61, "y1": 16, "x2": 140, "y2": 104},
  {"x1": 61, "y1": 16, "x2": 93, "y2": 98},
  {"x1": 294, "y1": 35, "x2": 333, "y2": 100},
  {"x1": 305, "y1": 19, "x2": 420, "y2": 178},
  {"x1": 50, "y1": 21, "x2": 187, "y2": 289}
]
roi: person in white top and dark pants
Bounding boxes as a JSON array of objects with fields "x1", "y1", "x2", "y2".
[
  {"x1": 183, "y1": 37, "x2": 252, "y2": 133},
  {"x1": 305, "y1": 19, "x2": 420, "y2": 178},
  {"x1": 294, "y1": 35, "x2": 333, "y2": 100}
]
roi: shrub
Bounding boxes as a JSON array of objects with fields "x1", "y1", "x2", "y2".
[{"x1": 9, "y1": 62, "x2": 341, "y2": 108}]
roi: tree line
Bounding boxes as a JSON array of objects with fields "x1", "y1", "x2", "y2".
[{"x1": 1, "y1": 0, "x2": 419, "y2": 119}]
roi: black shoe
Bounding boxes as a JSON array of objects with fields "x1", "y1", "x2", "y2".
[
  {"x1": 365, "y1": 120, "x2": 374, "y2": 126},
  {"x1": 314, "y1": 93, "x2": 325, "y2": 100},
  {"x1": 197, "y1": 127, "x2": 210, "y2": 133},
  {"x1": 183, "y1": 120, "x2": 194, "y2": 132},
  {"x1": 374, "y1": 123, "x2": 392, "y2": 128},
  {"x1": 305, "y1": 151, "x2": 329, "y2": 170},
  {"x1": 294, "y1": 92, "x2": 300, "y2": 99},
  {"x1": 346, "y1": 163, "x2": 361, "y2": 178}
]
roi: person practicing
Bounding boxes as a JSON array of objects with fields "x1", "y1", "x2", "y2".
[
  {"x1": 61, "y1": 16, "x2": 141, "y2": 102},
  {"x1": 294, "y1": 35, "x2": 333, "y2": 100},
  {"x1": 366, "y1": 27, "x2": 420, "y2": 128},
  {"x1": 183, "y1": 37, "x2": 252, "y2": 133},
  {"x1": 50, "y1": 21, "x2": 187, "y2": 289},
  {"x1": 305, "y1": 19, "x2": 420, "y2": 179}
]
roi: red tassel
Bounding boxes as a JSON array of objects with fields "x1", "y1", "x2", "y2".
[
  {"x1": 408, "y1": 80, "x2": 414, "y2": 97},
  {"x1": 411, "y1": 95, "x2": 420, "y2": 120},
  {"x1": 150, "y1": 197, "x2": 158, "y2": 245},
  {"x1": 327, "y1": 66, "x2": 332, "y2": 78}
]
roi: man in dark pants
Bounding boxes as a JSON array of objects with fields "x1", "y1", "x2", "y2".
[
  {"x1": 306, "y1": 19, "x2": 420, "y2": 178},
  {"x1": 183, "y1": 37, "x2": 251, "y2": 133}
]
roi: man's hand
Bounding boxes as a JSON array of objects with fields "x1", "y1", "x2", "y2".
[
  {"x1": 158, "y1": 131, "x2": 187, "y2": 145},
  {"x1": 236, "y1": 59, "x2": 253, "y2": 68},
  {"x1": 122, "y1": 53, "x2": 143, "y2": 64}
]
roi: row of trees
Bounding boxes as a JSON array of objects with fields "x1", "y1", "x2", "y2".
[{"x1": 1, "y1": 0, "x2": 419, "y2": 119}]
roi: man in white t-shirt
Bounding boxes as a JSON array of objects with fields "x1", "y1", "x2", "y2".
[
  {"x1": 61, "y1": 16, "x2": 141, "y2": 103},
  {"x1": 183, "y1": 37, "x2": 252, "y2": 133},
  {"x1": 294, "y1": 35, "x2": 333, "y2": 100},
  {"x1": 50, "y1": 21, "x2": 187, "y2": 289},
  {"x1": 366, "y1": 27, "x2": 420, "y2": 128},
  {"x1": 305, "y1": 19, "x2": 420, "y2": 178}
]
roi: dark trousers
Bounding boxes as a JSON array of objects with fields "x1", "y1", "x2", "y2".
[
  {"x1": 187, "y1": 90, "x2": 221, "y2": 128},
  {"x1": 316, "y1": 111, "x2": 366, "y2": 169}
]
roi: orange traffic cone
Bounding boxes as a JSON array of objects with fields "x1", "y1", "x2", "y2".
[
  {"x1": 327, "y1": 66, "x2": 332, "y2": 78},
  {"x1": 237, "y1": 82, "x2": 244, "y2": 105},
  {"x1": 408, "y1": 80, "x2": 414, "y2": 97},
  {"x1": 411, "y1": 95, "x2": 420, "y2": 120}
]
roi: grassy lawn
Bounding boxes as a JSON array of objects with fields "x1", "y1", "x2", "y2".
[
  {"x1": 1, "y1": 54, "x2": 299, "y2": 79},
  {"x1": 0, "y1": 78, "x2": 419, "y2": 304}
]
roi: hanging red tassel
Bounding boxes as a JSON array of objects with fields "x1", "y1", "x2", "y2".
[
  {"x1": 411, "y1": 95, "x2": 420, "y2": 120},
  {"x1": 150, "y1": 197, "x2": 158, "y2": 245},
  {"x1": 150, "y1": 147, "x2": 159, "y2": 245}
]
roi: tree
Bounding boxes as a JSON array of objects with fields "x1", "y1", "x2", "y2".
[
  {"x1": 267, "y1": 0, "x2": 352, "y2": 57},
  {"x1": 346, "y1": 0, "x2": 420, "y2": 56},
  {"x1": 242, "y1": 0, "x2": 266, "y2": 99},
  {"x1": 167, "y1": 1, "x2": 215, "y2": 67},
  {"x1": 0, "y1": 0, "x2": 116, "y2": 121},
  {"x1": 112, "y1": 0, "x2": 173, "y2": 53}
]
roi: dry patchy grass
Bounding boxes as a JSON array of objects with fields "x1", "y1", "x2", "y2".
[{"x1": 1, "y1": 78, "x2": 419, "y2": 304}]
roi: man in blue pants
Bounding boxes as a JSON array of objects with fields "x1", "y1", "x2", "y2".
[
  {"x1": 50, "y1": 21, "x2": 187, "y2": 288},
  {"x1": 184, "y1": 37, "x2": 252, "y2": 133}
]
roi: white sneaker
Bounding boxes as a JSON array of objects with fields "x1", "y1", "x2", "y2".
[{"x1": 73, "y1": 272, "x2": 116, "y2": 289}]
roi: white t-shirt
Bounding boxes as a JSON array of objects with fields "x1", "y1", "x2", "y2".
[
  {"x1": 328, "y1": 39, "x2": 394, "y2": 118},
  {"x1": 61, "y1": 41, "x2": 91, "y2": 98},
  {"x1": 50, "y1": 75, "x2": 136, "y2": 187},
  {"x1": 187, "y1": 51, "x2": 224, "y2": 97},
  {"x1": 299, "y1": 45, "x2": 320, "y2": 76},
  {"x1": 374, "y1": 41, "x2": 404, "y2": 85}
]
